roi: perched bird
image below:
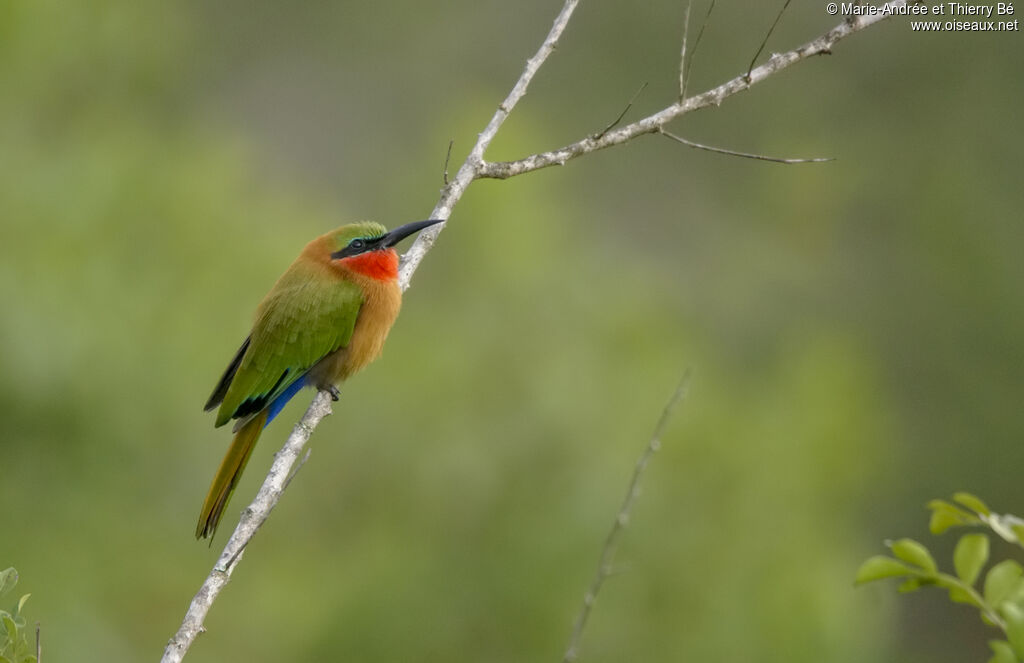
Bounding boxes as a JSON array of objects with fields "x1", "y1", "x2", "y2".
[{"x1": 197, "y1": 219, "x2": 442, "y2": 539}]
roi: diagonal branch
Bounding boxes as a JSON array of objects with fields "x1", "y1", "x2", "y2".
[
  {"x1": 563, "y1": 372, "x2": 692, "y2": 663},
  {"x1": 479, "y1": 1, "x2": 916, "y2": 180},
  {"x1": 162, "y1": 391, "x2": 334, "y2": 663}
]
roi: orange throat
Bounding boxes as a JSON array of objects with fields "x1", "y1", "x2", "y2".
[{"x1": 339, "y1": 249, "x2": 400, "y2": 281}]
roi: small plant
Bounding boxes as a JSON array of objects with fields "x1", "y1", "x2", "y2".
[
  {"x1": 0, "y1": 567, "x2": 36, "y2": 663},
  {"x1": 856, "y1": 493, "x2": 1024, "y2": 663}
]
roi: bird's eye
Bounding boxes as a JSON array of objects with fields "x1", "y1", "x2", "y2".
[{"x1": 349, "y1": 239, "x2": 365, "y2": 251}]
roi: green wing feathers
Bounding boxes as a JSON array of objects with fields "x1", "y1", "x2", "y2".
[{"x1": 211, "y1": 264, "x2": 365, "y2": 428}]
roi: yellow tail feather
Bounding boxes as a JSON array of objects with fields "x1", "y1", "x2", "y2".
[{"x1": 196, "y1": 410, "x2": 268, "y2": 539}]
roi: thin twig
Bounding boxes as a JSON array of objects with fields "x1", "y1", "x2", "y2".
[
  {"x1": 682, "y1": 0, "x2": 716, "y2": 100},
  {"x1": 283, "y1": 448, "x2": 313, "y2": 491},
  {"x1": 35, "y1": 622, "x2": 40, "y2": 663},
  {"x1": 562, "y1": 371, "x2": 692, "y2": 663},
  {"x1": 442, "y1": 139, "x2": 454, "y2": 186},
  {"x1": 678, "y1": 1, "x2": 691, "y2": 102},
  {"x1": 595, "y1": 82, "x2": 648, "y2": 140},
  {"x1": 747, "y1": 0, "x2": 793, "y2": 81},
  {"x1": 660, "y1": 128, "x2": 833, "y2": 164}
]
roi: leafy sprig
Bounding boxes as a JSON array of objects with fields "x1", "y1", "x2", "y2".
[
  {"x1": 0, "y1": 568, "x2": 36, "y2": 663},
  {"x1": 857, "y1": 493, "x2": 1024, "y2": 663}
]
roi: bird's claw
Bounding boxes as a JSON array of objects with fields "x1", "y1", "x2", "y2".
[{"x1": 326, "y1": 385, "x2": 341, "y2": 401}]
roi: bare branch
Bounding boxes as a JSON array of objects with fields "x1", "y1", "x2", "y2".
[
  {"x1": 746, "y1": 0, "x2": 794, "y2": 82},
  {"x1": 660, "y1": 128, "x2": 833, "y2": 164},
  {"x1": 562, "y1": 372, "x2": 692, "y2": 663},
  {"x1": 479, "y1": 1, "x2": 912, "y2": 180},
  {"x1": 161, "y1": 391, "x2": 334, "y2": 663}
]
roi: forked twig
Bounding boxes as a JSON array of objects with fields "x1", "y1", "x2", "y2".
[{"x1": 478, "y1": 1, "x2": 914, "y2": 180}]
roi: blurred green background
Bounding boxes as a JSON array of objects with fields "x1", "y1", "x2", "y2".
[{"x1": 2, "y1": 1, "x2": 1022, "y2": 661}]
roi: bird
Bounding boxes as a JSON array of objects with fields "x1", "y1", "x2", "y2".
[{"x1": 196, "y1": 219, "x2": 443, "y2": 539}]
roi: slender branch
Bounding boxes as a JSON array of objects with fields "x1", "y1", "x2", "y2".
[
  {"x1": 660, "y1": 128, "x2": 833, "y2": 164},
  {"x1": 479, "y1": 1, "x2": 914, "y2": 180},
  {"x1": 562, "y1": 372, "x2": 692, "y2": 663},
  {"x1": 161, "y1": 391, "x2": 334, "y2": 663}
]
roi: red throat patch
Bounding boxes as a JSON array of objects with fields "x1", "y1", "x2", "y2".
[{"x1": 339, "y1": 249, "x2": 400, "y2": 281}]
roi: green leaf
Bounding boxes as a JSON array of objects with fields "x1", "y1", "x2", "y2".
[
  {"x1": 929, "y1": 499, "x2": 975, "y2": 517},
  {"x1": 14, "y1": 596, "x2": 28, "y2": 618},
  {"x1": 898, "y1": 578, "x2": 923, "y2": 593},
  {"x1": 855, "y1": 556, "x2": 913, "y2": 584},
  {"x1": 928, "y1": 500, "x2": 983, "y2": 534},
  {"x1": 890, "y1": 539, "x2": 938, "y2": 573},
  {"x1": 989, "y1": 639, "x2": 1018, "y2": 663},
  {"x1": 1, "y1": 615, "x2": 15, "y2": 645},
  {"x1": 1012, "y1": 525, "x2": 1024, "y2": 546},
  {"x1": 985, "y1": 560, "x2": 1024, "y2": 606},
  {"x1": 954, "y1": 533, "x2": 990, "y2": 585},
  {"x1": 0, "y1": 571, "x2": 16, "y2": 600},
  {"x1": 930, "y1": 509, "x2": 966, "y2": 535},
  {"x1": 948, "y1": 585, "x2": 980, "y2": 606},
  {"x1": 0, "y1": 656, "x2": 15, "y2": 663},
  {"x1": 1000, "y1": 601, "x2": 1024, "y2": 659},
  {"x1": 955, "y1": 492, "x2": 992, "y2": 516}
]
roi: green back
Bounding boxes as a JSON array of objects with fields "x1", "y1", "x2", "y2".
[{"x1": 214, "y1": 256, "x2": 364, "y2": 427}]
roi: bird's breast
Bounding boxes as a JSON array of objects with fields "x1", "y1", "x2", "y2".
[{"x1": 310, "y1": 276, "x2": 402, "y2": 386}]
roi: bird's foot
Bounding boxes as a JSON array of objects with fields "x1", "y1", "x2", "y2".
[{"x1": 325, "y1": 385, "x2": 341, "y2": 401}]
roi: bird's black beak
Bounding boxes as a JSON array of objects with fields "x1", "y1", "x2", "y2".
[{"x1": 382, "y1": 219, "x2": 444, "y2": 248}]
